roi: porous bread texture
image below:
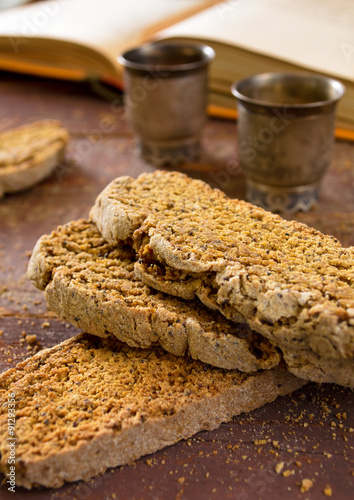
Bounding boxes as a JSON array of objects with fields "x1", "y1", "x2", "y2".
[
  {"x1": 90, "y1": 171, "x2": 354, "y2": 387},
  {"x1": 0, "y1": 333, "x2": 305, "y2": 489},
  {"x1": 0, "y1": 120, "x2": 69, "y2": 198},
  {"x1": 27, "y1": 219, "x2": 280, "y2": 372}
]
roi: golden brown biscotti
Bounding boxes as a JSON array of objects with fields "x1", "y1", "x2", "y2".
[
  {"x1": 0, "y1": 333, "x2": 305, "y2": 489},
  {"x1": 0, "y1": 120, "x2": 69, "y2": 198},
  {"x1": 27, "y1": 219, "x2": 281, "y2": 372},
  {"x1": 90, "y1": 171, "x2": 354, "y2": 387}
]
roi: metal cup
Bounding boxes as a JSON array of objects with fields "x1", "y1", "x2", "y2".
[
  {"x1": 231, "y1": 73, "x2": 345, "y2": 212},
  {"x1": 118, "y1": 42, "x2": 215, "y2": 166}
]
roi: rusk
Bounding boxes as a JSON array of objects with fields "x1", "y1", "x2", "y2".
[
  {"x1": 27, "y1": 219, "x2": 281, "y2": 372},
  {"x1": 0, "y1": 333, "x2": 305, "y2": 489},
  {"x1": 91, "y1": 171, "x2": 354, "y2": 387},
  {"x1": 0, "y1": 120, "x2": 69, "y2": 198}
]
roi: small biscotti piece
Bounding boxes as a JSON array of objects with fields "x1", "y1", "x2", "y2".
[
  {"x1": 27, "y1": 219, "x2": 281, "y2": 372},
  {"x1": 90, "y1": 171, "x2": 354, "y2": 387},
  {"x1": 0, "y1": 120, "x2": 69, "y2": 198},
  {"x1": 0, "y1": 333, "x2": 305, "y2": 489}
]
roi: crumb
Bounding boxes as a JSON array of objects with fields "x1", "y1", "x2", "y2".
[
  {"x1": 42, "y1": 321, "x2": 50, "y2": 328},
  {"x1": 25, "y1": 334, "x2": 37, "y2": 344},
  {"x1": 275, "y1": 462, "x2": 284, "y2": 474},
  {"x1": 324, "y1": 485, "x2": 332, "y2": 496},
  {"x1": 178, "y1": 477, "x2": 185, "y2": 484},
  {"x1": 300, "y1": 479, "x2": 313, "y2": 492},
  {"x1": 283, "y1": 470, "x2": 294, "y2": 478}
]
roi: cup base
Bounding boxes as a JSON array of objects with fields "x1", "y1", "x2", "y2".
[
  {"x1": 135, "y1": 138, "x2": 201, "y2": 167},
  {"x1": 246, "y1": 180, "x2": 320, "y2": 213}
]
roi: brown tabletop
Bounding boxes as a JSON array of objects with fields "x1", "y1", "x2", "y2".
[{"x1": 0, "y1": 74, "x2": 353, "y2": 500}]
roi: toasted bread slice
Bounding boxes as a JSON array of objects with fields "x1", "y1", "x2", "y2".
[
  {"x1": 90, "y1": 171, "x2": 354, "y2": 387},
  {"x1": 27, "y1": 219, "x2": 281, "y2": 372},
  {"x1": 0, "y1": 120, "x2": 69, "y2": 198},
  {"x1": 0, "y1": 333, "x2": 304, "y2": 489}
]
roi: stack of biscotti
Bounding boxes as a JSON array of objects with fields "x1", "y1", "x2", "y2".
[
  {"x1": 7, "y1": 168, "x2": 352, "y2": 489},
  {"x1": 0, "y1": 172, "x2": 311, "y2": 490},
  {"x1": 89, "y1": 171, "x2": 354, "y2": 388}
]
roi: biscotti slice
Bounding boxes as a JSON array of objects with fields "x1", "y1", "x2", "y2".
[
  {"x1": 27, "y1": 219, "x2": 281, "y2": 372},
  {"x1": 0, "y1": 120, "x2": 69, "y2": 198},
  {"x1": 90, "y1": 171, "x2": 354, "y2": 387},
  {"x1": 0, "y1": 333, "x2": 305, "y2": 489}
]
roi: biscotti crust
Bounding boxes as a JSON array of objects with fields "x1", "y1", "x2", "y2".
[
  {"x1": 0, "y1": 333, "x2": 305, "y2": 489},
  {"x1": 28, "y1": 219, "x2": 281, "y2": 372},
  {"x1": 90, "y1": 171, "x2": 354, "y2": 387}
]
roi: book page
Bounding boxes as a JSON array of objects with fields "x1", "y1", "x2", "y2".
[
  {"x1": 0, "y1": 0, "x2": 208, "y2": 66},
  {"x1": 156, "y1": 0, "x2": 354, "y2": 82}
]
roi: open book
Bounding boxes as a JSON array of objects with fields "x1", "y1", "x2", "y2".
[{"x1": 0, "y1": 0, "x2": 353, "y2": 139}]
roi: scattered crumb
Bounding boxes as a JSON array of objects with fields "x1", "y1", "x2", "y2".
[
  {"x1": 300, "y1": 479, "x2": 313, "y2": 492},
  {"x1": 324, "y1": 485, "x2": 332, "y2": 496},
  {"x1": 42, "y1": 321, "x2": 50, "y2": 328},
  {"x1": 275, "y1": 462, "x2": 284, "y2": 474},
  {"x1": 25, "y1": 334, "x2": 37, "y2": 344},
  {"x1": 283, "y1": 470, "x2": 294, "y2": 478},
  {"x1": 178, "y1": 477, "x2": 185, "y2": 484},
  {"x1": 254, "y1": 439, "x2": 267, "y2": 445}
]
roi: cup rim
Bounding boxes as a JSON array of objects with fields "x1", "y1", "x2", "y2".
[
  {"x1": 231, "y1": 72, "x2": 345, "y2": 109},
  {"x1": 118, "y1": 41, "x2": 215, "y2": 72}
]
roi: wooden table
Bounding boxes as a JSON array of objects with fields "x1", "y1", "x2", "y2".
[{"x1": 0, "y1": 74, "x2": 353, "y2": 500}]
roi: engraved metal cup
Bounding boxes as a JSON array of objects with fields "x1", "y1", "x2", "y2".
[
  {"x1": 118, "y1": 42, "x2": 215, "y2": 166},
  {"x1": 231, "y1": 73, "x2": 345, "y2": 212}
]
